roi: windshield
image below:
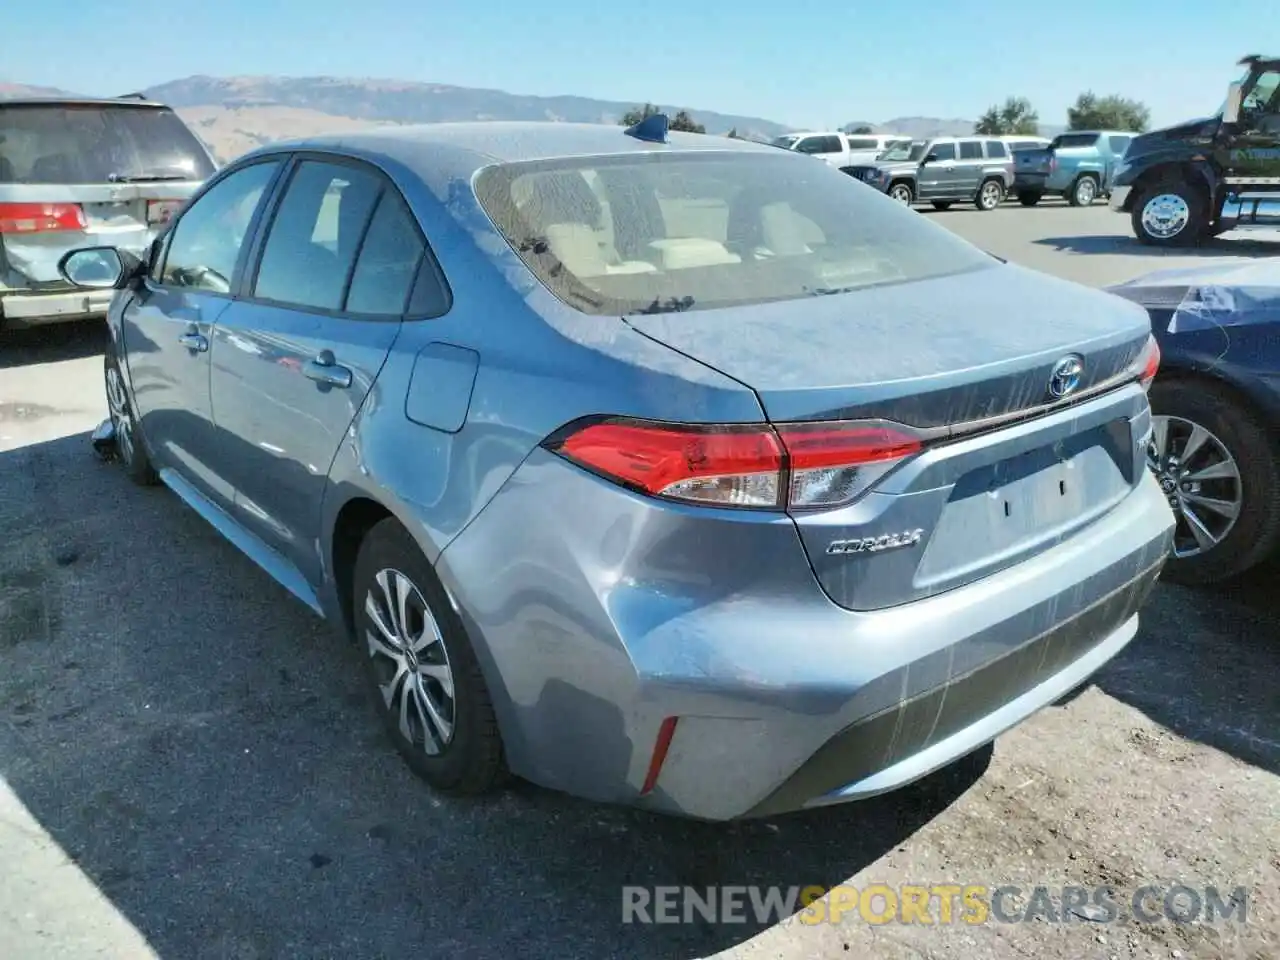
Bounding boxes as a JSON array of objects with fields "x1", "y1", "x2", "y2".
[
  {"x1": 473, "y1": 151, "x2": 995, "y2": 316},
  {"x1": 876, "y1": 138, "x2": 913, "y2": 158},
  {"x1": 0, "y1": 104, "x2": 215, "y2": 184},
  {"x1": 769, "y1": 135, "x2": 800, "y2": 149},
  {"x1": 878, "y1": 140, "x2": 927, "y2": 162}
]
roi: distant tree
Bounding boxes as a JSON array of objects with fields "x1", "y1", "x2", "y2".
[
  {"x1": 974, "y1": 96, "x2": 1039, "y2": 135},
  {"x1": 849, "y1": 125, "x2": 875, "y2": 134},
  {"x1": 619, "y1": 103, "x2": 705, "y2": 134},
  {"x1": 620, "y1": 103, "x2": 661, "y2": 126},
  {"x1": 1067, "y1": 92, "x2": 1150, "y2": 132},
  {"x1": 670, "y1": 110, "x2": 706, "y2": 134}
]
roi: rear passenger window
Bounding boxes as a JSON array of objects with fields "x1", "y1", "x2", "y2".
[
  {"x1": 985, "y1": 140, "x2": 1008, "y2": 158},
  {"x1": 407, "y1": 257, "x2": 451, "y2": 317},
  {"x1": 929, "y1": 142, "x2": 956, "y2": 162},
  {"x1": 253, "y1": 160, "x2": 382, "y2": 312},
  {"x1": 345, "y1": 193, "x2": 424, "y2": 316},
  {"x1": 958, "y1": 141, "x2": 983, "y2": 160},
  {"x1": 1108, "y1": 135, "x2": 1131, "y2": 154},
  {"x1": 817, "y1": 135, "x2": 843, "y2": 153}
]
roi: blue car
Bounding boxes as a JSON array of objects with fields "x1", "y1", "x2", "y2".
[
  {"x1": 1110, "y1": 261, "x2": 1280, "y2": 584},
  {"x1": 57, "y1": 117, "x2": 1171, "y2": 820}
]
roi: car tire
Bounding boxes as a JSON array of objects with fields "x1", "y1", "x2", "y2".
[
  {"x1": 931, "y1": 201, "x2": 953, "y2": 211},
  {"x1": 1131, "y1": 179, "x2": 1206, "y2": 247},
  {"x1": 1068, "y1": 175, "x2": 1099, "y2": 207},
  {"x1": 1147, "y1": 378, "x2": 1280, "y2": 585},
  {"x1": 888, "y1": 181, "x2": 914, "y2": 205},
  {"x1": 103, "y1": 353, "x2": 158, "y2": 486},
  {"x1": 353, "y1": 518, "x2": 508, "y2": 794},
  {"x1": 975, "y1": 178, "x2": 1004, "y2": 211},
  {"x1": 1017, "y1": 191, "x2": 1042, "y2": 206}
]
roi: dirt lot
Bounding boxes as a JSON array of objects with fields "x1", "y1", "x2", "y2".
[{"x1": 1, "y1": 202, "x2": 1277, "y2": 960}]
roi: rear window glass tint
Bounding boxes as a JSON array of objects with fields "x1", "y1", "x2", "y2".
[
  {"x1": 473, "y1": 151, "x2": 995, "y2": 317},
  {"x1": 345, "y1": 192, "x2": 424, "y2": 316},
  {"x1": 0, "y1": 105, "x2": 215, "y2": 184},
  {"x1": 958, "y1": 141, "x2": 983, "y2": 159},
  {"x1": 845, "y1": 137, "x2": 879, "y2": 149},
  {"x1": 985, "y1": 140, "x2": 1008, "y2": 158},
  {"x1": 1051, "y1": 133, "x2": 1100, "y2": 149}
]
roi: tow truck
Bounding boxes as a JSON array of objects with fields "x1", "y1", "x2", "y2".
[{"x1": 1111, "y1": 55, "x2": 1280, "y2": 246}]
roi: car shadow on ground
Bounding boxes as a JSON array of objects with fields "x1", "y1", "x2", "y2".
[
  {"x1": 0, "y1": 431, "x2": 990, "y2": 960},
  {"x1": 1031, "y1": 234, "x2": 1280, "y2": 258},
  {"x1": 1094, "y1": 559, "x2": 1280, "y2": 777},
  {"x1": 0, "y1": 319, "x2": 107, "y2": 369}
]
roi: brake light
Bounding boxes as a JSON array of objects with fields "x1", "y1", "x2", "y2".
[
  {"x1": 547, "y1": 417, "x2": 924, "y2": 510},
  {"x1": 0, "y1": 202, "x2": 86, "y2": 234},
  {"x1": 1137, "y1": 335, "x2": 1161, "y2": 391}
]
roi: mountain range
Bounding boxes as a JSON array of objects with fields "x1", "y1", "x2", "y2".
[{"x1": 1, "y1": 75, "x2": 1062, "y2": 162}]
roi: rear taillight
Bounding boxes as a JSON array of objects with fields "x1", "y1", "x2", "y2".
[
  {"x1": 547, "y1": 417, "x2": 924, "y2": 511},
  {"x1": 0, "y1": 202, "x2": 87, "y2": 234},
  {"x1": 1134, "y1": 335, "x2": 1161, "y2": 391}
]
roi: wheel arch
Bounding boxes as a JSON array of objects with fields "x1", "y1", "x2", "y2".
[
  {"x1": 1125, "y1": 161, "x2": 1214, "y2": 211},
  {"x1": 1153, "y1": 365, "x2": 1280, "y2": 448}
]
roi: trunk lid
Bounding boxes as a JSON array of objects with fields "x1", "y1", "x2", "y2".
[
  {"x1": 1014, "y1": 147, "x2": 1052, "y2": 178},
  {"x1": 626, "y1": 262, "x2": 1154, "y2": 610}
]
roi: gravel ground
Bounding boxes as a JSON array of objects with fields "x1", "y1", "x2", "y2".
[{"x1": 1, "y1": 203, "x2": 1277, "y2": 960}]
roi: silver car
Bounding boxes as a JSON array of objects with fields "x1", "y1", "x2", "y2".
[
  {"x1": 59, "y1": 118, "x2": 1174, "y2": 820},
  {"x1": 0, "y1": 94, "x2": 214, "y2": 331}
]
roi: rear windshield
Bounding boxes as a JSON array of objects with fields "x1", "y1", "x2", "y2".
[
  {"x1": 1050, "y1": 133, "x2": 1100, "y2": 149},
  {"x1": 473, "y1": 151, "x2": 995, "y2": 316},
  {"x1": 0, "y1": 104, "x2": 215, "y2": 184}
]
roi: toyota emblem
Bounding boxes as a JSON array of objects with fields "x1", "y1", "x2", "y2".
[{"x1": 1048, "y1": 355, "x2": 1084, "y2": 400}]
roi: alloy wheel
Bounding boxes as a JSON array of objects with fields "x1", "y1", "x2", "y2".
[
  {"x1": 980, "y1": 181, "x2": 1002, "y2": 209},
  {"x1": 1141, "y1": 194, "x2": 1190, "y2": 240},
  {"x1": 1147, "y1": 415, "x2": 1243, "y2": 558},
  {"x1": 889, "y1": 184, "x2": 912, "y2": 205},
  {"x1": 105, "y1": 365, "x2": 136, "y2": 466},
  {"x1": 1074, "y1": 178, "x2": 1097, "y2": 206},
  {"x1": 364, "y1": 567, "x2": 456, "y2": 754}
]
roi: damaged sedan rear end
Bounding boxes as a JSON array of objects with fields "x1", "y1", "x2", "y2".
[{"x1": 0, "y1": 95, "x2": 214, "y2": 331}]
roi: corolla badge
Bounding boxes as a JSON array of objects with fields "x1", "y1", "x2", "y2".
[
  {"x1": 1048, "y1": 354, "x2": 1084, "y2": 400},
  {"x1": 827, "y1": 529, "x2": 924, "y2": 555}
]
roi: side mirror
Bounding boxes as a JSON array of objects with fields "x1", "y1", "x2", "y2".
[
  {"x1": 57, "y1": 246, "x2": 139, "y2": 290},
  {"x1": 923, "y1": 153, "x2": 939, "y2": 164},
  {"x1": 1224, "y1": 81, "x2": 1244, "y2": 124}
]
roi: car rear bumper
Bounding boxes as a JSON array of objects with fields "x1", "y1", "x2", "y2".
[
  {"x1": 436, "y1": 448, "x2": 1174, "y2": 820},
  {"x1": 0, "y1": 289, "x2": 114, "y2": 328},
  {"x1": 1014, "y1": 174, "x2": 1049, "y2": 193}
]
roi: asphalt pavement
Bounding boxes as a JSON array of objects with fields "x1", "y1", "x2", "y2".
[{"x1": 1, "y1": 202, "x2": 1277, "y2": 960}]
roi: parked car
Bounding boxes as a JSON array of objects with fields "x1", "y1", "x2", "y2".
[
  {"x1": 0, "y1": 94, "x2": 215, "y2": 332},
  {"x1": 843, "y1": 136, "x2": 1014, "y2": 211},
  {"x1": 1111, "y1": 54, "x2": 1280, "y2": 246},
  {"x1": 58, "y1": 116, "x2": 1172, "y2": 820},
  {"x1": 1109, "y1": 259, "x2": 1280, "y2": 583},
  {"x1": 1013, "y1": 130, "x2": 1135, "y2": 207},
  {"x1": 769, "y1": 131, "x2": 906, "y2": 167}
]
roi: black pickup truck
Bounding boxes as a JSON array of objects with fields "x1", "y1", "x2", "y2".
[{"x1": 1111, "y1": 54, "x2": 1280, "y2": 246}]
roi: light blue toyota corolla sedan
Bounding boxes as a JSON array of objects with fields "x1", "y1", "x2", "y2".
[{"x1": 58, "y1": 117, "x2": 1174, "y2": 820}]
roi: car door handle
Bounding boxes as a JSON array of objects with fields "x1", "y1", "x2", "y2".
[
  {"x1": 303, "y1": 350, "x2": 352, "y2": 388},
  {"x1": 178, "y1": 332, "x2": 209, "y2": 352}
]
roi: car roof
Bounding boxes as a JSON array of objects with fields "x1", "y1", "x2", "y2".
[
  {"x1": 0, "y1": 96, "x2": 170, "y2": 109},
  {"x1": 250, "y1": 120, "x2": 782, "y2": 180}
]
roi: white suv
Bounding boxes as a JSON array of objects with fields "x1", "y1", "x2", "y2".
[{"x1": 770, "y1": 131, "x2": 907, "y2": 167}]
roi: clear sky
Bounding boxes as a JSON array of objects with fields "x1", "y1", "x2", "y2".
[{"x1": 7, "y1": 1, "x2": 1278, "y2": 130}]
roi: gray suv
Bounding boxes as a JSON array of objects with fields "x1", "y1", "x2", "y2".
[
  {"x1": 843, "y1": 137, "x2": 1015, "y2": 211},
  {"x1": 0, "y1": 95, "x2": 215, "y2": 332}
]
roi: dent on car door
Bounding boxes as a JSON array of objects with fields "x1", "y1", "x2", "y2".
[
  {"x1": 208, "y1": 157, "x2": 418, "y2": 588},
  {"x1": 121, "y1": 158, "x2": 282, "y2": 506}
]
